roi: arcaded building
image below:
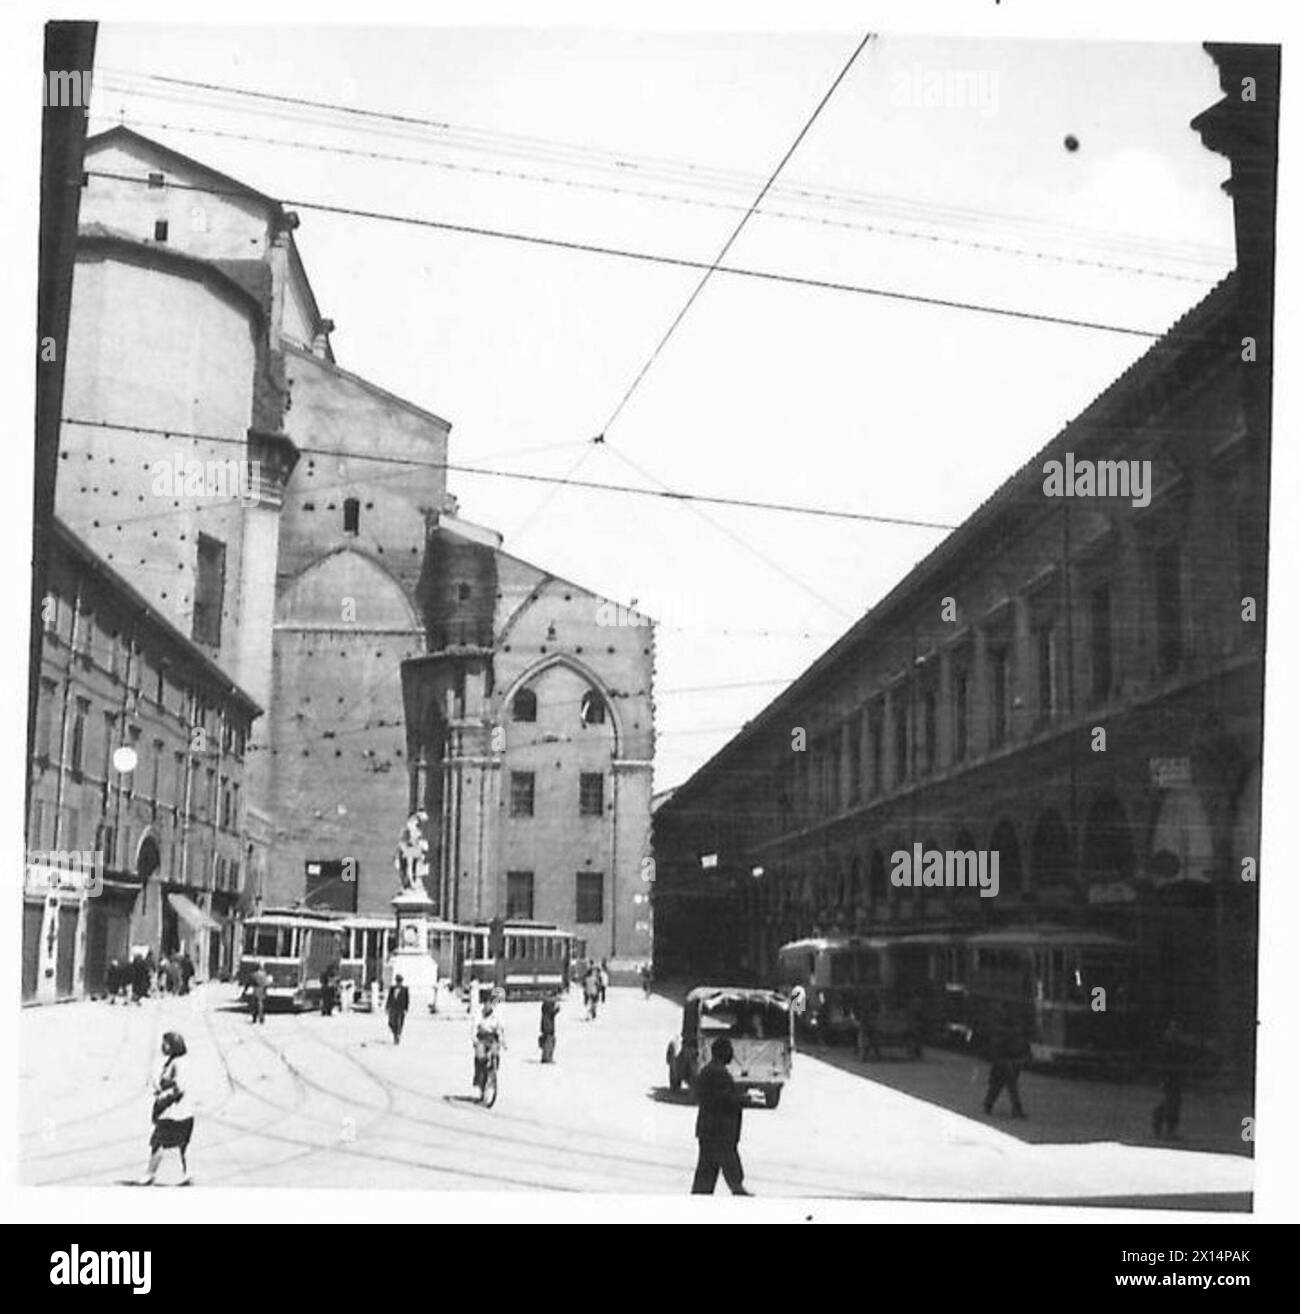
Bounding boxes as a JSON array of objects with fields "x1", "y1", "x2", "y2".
[{"x1": 654, "y1": 47, "x2": 1273, "y2": 1078}]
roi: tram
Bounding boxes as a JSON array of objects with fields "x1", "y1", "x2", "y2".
[
  {"x1": 776, "y1": 934, "x2": 969, "y2": 1047},
  {"x1": 338, "y1": 916, "x2": 398, "y2": 997},
  {"x1": 964, "y1": 927, "x2": 1134, "y2": 1065},
  {"x1": 451, "y1": 920, "x2": 576, "y2": 999},
  {"x1": 237, "y1": 908, "x2": 345, "y2": 1010}
]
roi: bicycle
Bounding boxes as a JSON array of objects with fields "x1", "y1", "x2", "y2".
[{"x1": 475, "y1": 1044, "x2": 501, "y2": 1107}]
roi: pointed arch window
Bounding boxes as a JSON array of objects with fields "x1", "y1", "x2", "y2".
[
  {"x1": 579, "y1": 690, "x2": 606, "y2": 726},
  {"x1": 512, "y1": 688, "x2": 537, "y2": 723}
]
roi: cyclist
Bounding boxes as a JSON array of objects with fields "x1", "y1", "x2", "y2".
[{"x1": 473, "y1": 997, "x2": 506, "y2": 1094}]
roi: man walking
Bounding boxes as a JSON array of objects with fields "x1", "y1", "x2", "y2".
[
  {"x1": 1152, "y1": 1019, "x2": 1193, "y2": 1139},
  {"x1": 539, "y1": 990, "x2": 560, "y2": 1063},
  {"x1": 249, "y1": 964, "x2": 269, "y2": 1024},
  {"x1": 598, "y1": 959, "x2": 610, "y2": 1004},
  {"x1": 691, "y1": 1037, "x2": 751, "y2": 1196},
  {"x1": 640, "y1": 962, "x2": 653, "y2": 1000},
  {"x1": 386, "y1": 973, "x2": 411, "y2": 1045},
  {"x1": 583, "y1": 968, "x2": 599, "y2": 1020},
  {"x1": 320, "y1": 963, "x2": 338, "y2": 1017},
  {"x1": 982, "y1": 1013, "x2": 1030, "y2": 1118}
]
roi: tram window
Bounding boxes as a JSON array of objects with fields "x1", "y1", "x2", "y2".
[{"x1": 248, "y1": 926, "x2": 280, "y2": 957}]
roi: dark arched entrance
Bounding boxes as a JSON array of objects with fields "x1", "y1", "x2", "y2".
[
  {"x1": 1083, "y1": 794, "x2": 1135, "y2": 888},
  {"x1": 989, "y1": 819, "x2": 1023, "y2": 898},
  {"x1": 1031, "y1": 809, "x2": 1072, "y2": 890}
]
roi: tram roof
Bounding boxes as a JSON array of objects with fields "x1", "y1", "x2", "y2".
[
  {"x1": 246, "y1": 907, "x2": 346, "y2": 924},
  {"x1": 966, "y1": 927, "x2": 1131, "y2": 949},
  {"x1": 777, "y1": 935, "x2": 923, "y2": 952}
]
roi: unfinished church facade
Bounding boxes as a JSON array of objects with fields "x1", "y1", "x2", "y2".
[{"x1": 54, "y1": 126, "x2": 654, "y2": 964}]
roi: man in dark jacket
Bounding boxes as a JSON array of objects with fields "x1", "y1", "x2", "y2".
[
  {"x1": 982, "y1": 1015, "x2": 1031, "y2": 1118},
  {"x1": 539, "y1": 991, "x2": 560, "y2": 1063},
  {"x1": 1152, "y1": 1019, "x2": 1193, "y2": 1139},
  {"x1": 691, "y1": 1037, "x2": 752, "y2": 1195},
  {"x1": 386, "y1": 974, "x2": 411, "y2": 1045}
]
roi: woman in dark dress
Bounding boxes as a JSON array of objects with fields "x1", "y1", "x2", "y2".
[{"x1": 141, "y1": 1031, "x2": 194, "y2": 1185}]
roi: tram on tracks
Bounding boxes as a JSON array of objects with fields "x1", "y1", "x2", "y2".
[
  {"x1": 338, "y1": 915, "x2": 397, "y2": 996},
  {"x1": 451, "y1": 920, "x2": 577, "y2": 999},
  {"x1": 775, "y1": 933, "x2": 970, "y2": 1049},
  {"x1": 964, "y1": 926, "x2": 1134, "y2": 1065},
  {"x1": 239, "y1": 909, "x2": 578, "y2": 1007},
  {"x1": 776, "y1": 925, "x2": 1132, "y2": 1064},
  {"x1": 237, "y1": 907, "x2": 346, "y2": 1011}
]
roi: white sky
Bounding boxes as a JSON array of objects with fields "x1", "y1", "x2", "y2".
[{"x1": 86, "y1": 28, "x2": 1236, "y2": 793}]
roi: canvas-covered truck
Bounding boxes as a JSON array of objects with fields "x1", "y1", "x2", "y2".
[{"x1": 666, "y1": 986, "x2": 793, "y2": 1109}]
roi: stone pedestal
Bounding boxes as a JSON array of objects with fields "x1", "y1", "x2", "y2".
[{"x1": 388, "y1": 888, "x2": 440, "y2": 1014}]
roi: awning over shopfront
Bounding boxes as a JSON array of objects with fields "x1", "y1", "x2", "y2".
[
  {"x1": 167, "y1": 892, "x2": 223, "y2": 932},
  {"x1": 1149, "y1": 788, "x2": 1214, "y2": 885}
]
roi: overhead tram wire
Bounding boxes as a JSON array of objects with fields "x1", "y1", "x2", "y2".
[
  {"x1": 602, "y1": 32, "x2": 875, "y2": 438},
  {"x1": 80, "y1": 170, "x2": 1164, "y2": 340},
  {"x1": 96, "y1": 67, "x2": 1230, "y2": 269},
  {"x1": 558, "y1": 33, "x2": 878, "y2": 625},
  {"x1": 89, "y1": 113, "x2": 1214, "y2": 285},
  {"x1": 59, "y1": 418, "x2": 957, "y2": 530}
]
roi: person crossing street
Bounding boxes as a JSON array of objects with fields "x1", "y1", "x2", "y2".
[
  {"x1": 386, "y1": 973, "x2": 411, "y2": 1045},
  {"x1": 690, "y1": 1037, "x2": 752, "y2": 1196}
]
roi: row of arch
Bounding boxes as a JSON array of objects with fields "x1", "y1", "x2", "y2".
[{"x1": 742, "y1": 792, "x2": 1147, "y2": 920}]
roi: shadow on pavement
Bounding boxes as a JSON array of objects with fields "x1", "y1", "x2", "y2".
[{"x1": 804, "y1": 1039, "x2": 1253, "y2": 1158}]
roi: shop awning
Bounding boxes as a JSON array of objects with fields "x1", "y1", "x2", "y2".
[{"x1": 167, "y1": 892, "x2": 224, "y2": 932}]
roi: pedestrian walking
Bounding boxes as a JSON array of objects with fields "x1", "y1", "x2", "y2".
[
  {"x1": 640, "y1": 962, "x2": 653, "y2": 1000},
  {"x1": 1152, "y1": 1019, "x2": 1193, "y2": 1140},
  {"x1": 249, "y1": 965, "x2": 269, "y2": 1024},
  {"x1": 583, "y1": 968, "x2": 599, "y2": 1020},
  {"x1": 539, "y1": 990, "x2": 560, "y2": 1062},
  {"x1": 386, "y1": 974, "x2": 411, "y2": 1045},
  {"x1": 166, "y1": 955, "x2": 183, "y2": 996},
  {"x1": 140, "y1": 1031, "x2": 194, "y2": 1186},
  {"x1": 690, "y1": 1037, "x2": 751, "y2": 1196},
  {"x1": 106, "y1": 958, "x2": 123, "y2": 1003},
  {"x1": 178, "y1": 950, "x2": 195, "y2": 996},
  {"x1": 982, "y1": 1013, "x2": 1030, "y2": 1118},
  {"x1": 598, "y1": 959, "x2": 610, "y2": 1004},
  {"x1": 320, "y1": 964, "x2": 338, "y2": 1017}
]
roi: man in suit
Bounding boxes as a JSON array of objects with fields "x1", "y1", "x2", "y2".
[
  {"x1": 690, "y1": 1037, "x2": 752, "y2": 1196},
  {"x1": 386, "y1": 973, "x2": 411, "y2": 1045}
]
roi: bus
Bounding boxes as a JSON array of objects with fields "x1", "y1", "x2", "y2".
[
  {"x1": 965, "y1": 927, "x2": 1134, "y2": 1065},
  {"x1": 238, "y1": 908, "x2": 345, "y2": 1011}
]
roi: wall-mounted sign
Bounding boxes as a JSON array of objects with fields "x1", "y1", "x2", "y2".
[{"x1": 1148, "y1": 757, "x2": 1192, "y2": 788}]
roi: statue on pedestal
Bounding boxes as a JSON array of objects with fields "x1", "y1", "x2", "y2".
[
  {"x1": 395, "y1": 810, "x2": 430, "y2": 897},
  {"x1": 390, "y1": 811, "x2": 439, "y2": 1013}
]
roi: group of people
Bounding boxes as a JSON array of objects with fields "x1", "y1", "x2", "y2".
[{"x1": 105, "y1": 949, "x2": 195, "y2": 1004}]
